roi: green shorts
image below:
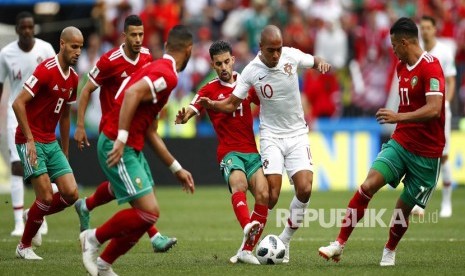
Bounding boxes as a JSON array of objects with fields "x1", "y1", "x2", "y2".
[
  {"x1": 372, "y1": 139, "x2": 440, "y2": 208},
  {"x1": 16, "y1": 141, "x2": 73, "y2": 182},
  {"x1": 97, "y1": 133, "x2": 154, "y2": 205},
  {"x1": 220, "y1": 152, "x2": 262, "y2": 193}
]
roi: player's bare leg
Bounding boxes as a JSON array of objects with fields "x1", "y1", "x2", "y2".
[{"x1": 278, "y1": 170, "x2": 312, "y2": 263}]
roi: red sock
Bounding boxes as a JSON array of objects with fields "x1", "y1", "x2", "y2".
[
  {"x1": 47, "y1": 193, "x2": 71, "y2": 215},
  {"x1": 385, "y1": 217, "x2": 409, "y2": 251},
  {"x1": 146, "y1": 226, "x2": 158, "y2": 238},
  {"x1": 231, "y1": 192, "x2": 250, "y2": 229},
  {"x1": 337, "y1": 187, "x2": 372, "y2": 245},
  {"x1": 100, "y1": 229, "x2": 147, "y2": 264},
  {"x1": 21, "y1": 200, "x2": 49, "y2": 247},
  {"x1": 243, "y1": 204, "x2": 268, "y2": 251},
  {"x1": 86, "y1": 181, "x2": 114, "y2": 211},
  {"x1": 95, "y1": 208, "x2": 158, "y2": 244}
]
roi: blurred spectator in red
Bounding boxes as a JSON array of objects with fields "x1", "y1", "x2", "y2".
[
  {"x1": 283, "y1": 13, "x2": 312, "y2": 53},
  {"x1": 302, "y1": 69, "x2": 341, "y2": 124},
  {"x1": 140, "y1": 0, "x2": 181, "y2": 45}
]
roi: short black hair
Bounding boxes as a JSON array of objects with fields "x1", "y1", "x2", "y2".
[
  {"x1": 421, "y1": 15, "x2": 436, "y2": 27},
  {"x1": 124, "y1": 14, "x2": 143, "y2": 32},
  {"x1": 16, "y1": 11, "x2": 33, "y2": 26},
  {"x1": 390, "y1": 17, "x2": 418, "y2": 40},
  {"x1": 166, "y1": 25, "x2": 193, "y2": 52},
  {"x1": 209, "y1": 40, "x2": 232, "y2": 60}
]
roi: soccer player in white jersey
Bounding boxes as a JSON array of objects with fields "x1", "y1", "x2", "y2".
[
  {"x1": 411, "y1": 15, "x2": 457, "y2": 218},
  {"x1": 199, "y1": 25, "x2": 331, "y2": 263},
  {"x1": 0, "y1": 11, "x2": 55, "y2": 237}
]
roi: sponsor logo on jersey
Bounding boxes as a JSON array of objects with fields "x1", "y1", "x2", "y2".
[
  {"x1": 121, "y1": 71, "x2": 128, "y2": 78},
  {"x1": 404, "y1": 78, "x2": 409, "y2": 82},
  {"x1": 218, "y1": 93, "x2": 225, "y2": 100},
  {"x1": 13, "y1": 69, "x2": 22, "y2": 81},
  {"x1": 25, "y1": 75, "x2": 38, "y2": 88},
  {"x1": 135, "y1": 177, "x2": 142, "y2": 189},
  {"x1": 284, "y1": 63, "x2": 293, "y2": 76},
  {"x1": 411, "y1": 76, "x2": 418, "y2": 88},
  {"x1": 53, "y1": 84, "x2": 59, "y2": 91},
  {"x1": 258, "y1": 74, "x2": 267, "y2": 80},
  {"x1": 430, "y1": 78, "x2": 439, "y2": 91},
  {"x1": 227, "y1": 158, "x2": 232, "y2": 165},
  {"x1": 37, "y1": 56, "x2": 44, "y2": 64}
]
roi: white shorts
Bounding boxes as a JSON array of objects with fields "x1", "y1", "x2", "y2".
[
  {"x1": 443, "y1": 101, "x2": 451, "y2": 156},
  {"x1": 7, "y1": 109, "x2": 20, "y2": 163},
  {"x1": 259, "y1": 133, "x2": 313, "y2": 178}
]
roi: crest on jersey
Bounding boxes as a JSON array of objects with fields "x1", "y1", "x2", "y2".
[
  {"x1": 411, "y1": 76, "x2": 418, "y2": 88},
  {"x1": 262, "y1": 159, "x2": 269, "y2": 169},
  {"x1": 430, "y1": 78, "x2": 439, "y2": 91},
  {"x1": 284, "y1": 63, "x2": 293, "y2": 76}
]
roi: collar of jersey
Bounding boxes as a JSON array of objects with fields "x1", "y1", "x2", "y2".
[
  {"x1": 119, "y1": 44, "x2": 140, "y2": 65},
  {"x1": 406, "y1": 51, "x2": 427, "y2": 71},
  {"x1": 163, "y1": 54, "x2": 178, "y2": 76}
]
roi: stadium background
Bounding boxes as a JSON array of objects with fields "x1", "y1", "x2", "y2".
[{"x1": 1, "y1": 0, "x2": 465, "y2": 192}]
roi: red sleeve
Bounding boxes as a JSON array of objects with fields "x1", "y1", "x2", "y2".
[
  {"x1": 423, "y1": 60, "x2": 445, "y2": 95},
  {"x1": 23, "y1": 64, "x2": 46, "y2": 96},
  {"x1": 247, "y1": 88, "x2": 260, "y2": 106},
  {"x1": 190, "y1": 85, "x2": 207, "y2": 115},
  {"x1": 89, "y1": 55, "x2": 110, "y2": 86}
]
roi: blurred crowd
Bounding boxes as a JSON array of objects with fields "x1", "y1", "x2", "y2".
[{"x1": 75, "y1": 0, "x2": 465, "y2": 137}]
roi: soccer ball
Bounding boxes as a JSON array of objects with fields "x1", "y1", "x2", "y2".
[{"x1": 255, "y1": 234, "x2": 286, "y2": 264}]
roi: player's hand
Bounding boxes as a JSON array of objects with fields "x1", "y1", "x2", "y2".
[
  {"x1": 74, "y1": 126, "x2": 90, "y2": 151},
  {"x1": 26, "y1": 139, "x2": 38, "y2": 168},
  {"x1": 174, "y1": 169, "x2": 195, "y2": 194},
  {"x1": 376, "y1": 108, "x2": 398, "y2": 124},
  {"x1": 317, "y1": 61, "x2": 331, "y2": 74},
  {"x1": 198, "y1": 97, "x2": 215, "y2": 110},
  {"x1": 175, "y1": 107, "x2": 188, "y2": 124},
  {"x1": 107, "y1": 139, "x2": 125, "y2": 167}
]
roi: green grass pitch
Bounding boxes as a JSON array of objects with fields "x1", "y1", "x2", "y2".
[{"x1": 1, "y1": 186, "x2": 464, "y2": 275}]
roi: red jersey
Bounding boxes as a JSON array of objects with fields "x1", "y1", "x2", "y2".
[
  {"x1": 102, "y1": 55, "x2": 178, "y2": 151},
  {"x1": 392, "y1": 52, "x2": 445, "y2": 158},
  {"x1": 16, "y1": 56, "x2": 78, "y2": 144},
  {"x1": 88, "y1": 44, "x2": 152, "y2": 131},
  {"x1": 190, "y1": 74, "x2": 258, "y2": 162}
]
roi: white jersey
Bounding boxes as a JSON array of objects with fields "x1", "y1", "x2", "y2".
[
  {"x1": 0, "y1": 38, "x2": 55, "y2": 107},
  {"x1": 233, "y1": 47, "x2": 314, "y2": 138},
  {"x1": 428, "y1": 41, "x2": 457, "y2": 101}
]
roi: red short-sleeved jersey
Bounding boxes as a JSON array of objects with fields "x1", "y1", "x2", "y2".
[
  {"x1": 190, "y1": 74, "x2": 258, "y2": 162},
  {"x1": 392, "y1": 52, "x2": 445, "y2": 158},
  {"x1": 102, "y1": 55, "x2": 178, "y2": 151},
  {"x1": 88, "y1": 44, "x2": 152, "y2": 131},
  {"x1": 16, "y1": 56, "x2": 78, "y2": 144}
]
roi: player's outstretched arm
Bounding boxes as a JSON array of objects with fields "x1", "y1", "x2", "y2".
[
  {"x1": 59, "y1": 103, "x2": 71, "y2": 159},
  {"x1": 74, "y1": 80, "x2": 98, "y2": 150},
  {"x1": 146, "y1": 120, "x2": 195, "y2": 193},
  {"x1": 175, "y1": 107, "x2": 196, "y2": 124},
  {"x1": 12, "y1": 89, "x2": 37, "y2": 166},
  {"x1": 198, "y1": 94, "x2": 242, "y2": 113},
  {"x1": 313, "y1": 56, "x2": 331, "y2": 74},
  {"x1": 376, "y1": 95, "x2": 443, "y2": 124}
]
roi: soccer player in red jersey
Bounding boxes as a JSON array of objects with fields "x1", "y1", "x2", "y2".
[
  {"x1": 175, "y1": 40, "x2": 269, "y2": 265},
  {"x1": 73, "y1": 15, "x2": 177, "y2": 253},
  {"x1": 318, "y1": 17, "x2": 445, "y2": 266},
  {"x1": 79, "y1": 25, "x2": 195, "y2": 276},
  {"x1": 12, "y1": 26, "x2": 84, "y2": 260}
]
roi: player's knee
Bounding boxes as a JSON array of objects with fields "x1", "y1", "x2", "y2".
[
  {"x1": 268, "y1": 191, "x2": 280, "y2": 209},
  {"x1": 61, "y1": 188, "x2": 79, "y2": 205},
  {"x1": 39, "y1": 193, "x2": 54, "y2": 206},
  {"x1": 230, "y1": 181, "x2": 248, "y2": 194}
]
